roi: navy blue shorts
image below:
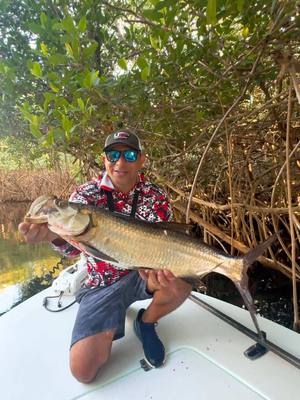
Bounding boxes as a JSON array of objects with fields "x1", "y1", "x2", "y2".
[{"x1": 71, "y1": 271, "x2": 152, "y2": 347}]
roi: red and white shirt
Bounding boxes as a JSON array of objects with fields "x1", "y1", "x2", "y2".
[{"x1": 53, "y1": 171, "x2": 172, "y2": 288}]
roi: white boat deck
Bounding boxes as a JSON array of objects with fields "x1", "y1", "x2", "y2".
[{"x1": 0, "y1": 289, "x2": 299, "y2": 400}]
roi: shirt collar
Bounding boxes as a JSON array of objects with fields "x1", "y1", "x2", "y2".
[{"x1": 98, "y1": 171, "x2": 144, "y2": 192}]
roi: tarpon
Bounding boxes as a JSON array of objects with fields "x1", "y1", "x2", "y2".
[{"x1": 24, "y1": 195, "x2": 276, "y2": 340}]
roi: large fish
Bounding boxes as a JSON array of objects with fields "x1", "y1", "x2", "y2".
[{"x1": 24, "y1": 195, "x2": 276, "y2": 340}]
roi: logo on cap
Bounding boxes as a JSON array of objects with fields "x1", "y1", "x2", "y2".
[{"x1": 114, "y1": 131, "x2": 129, "y2": 139}]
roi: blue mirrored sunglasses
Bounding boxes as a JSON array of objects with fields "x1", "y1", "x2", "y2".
[{"x1": 105, "y1": 149, "x2": 139, "y2": 163}]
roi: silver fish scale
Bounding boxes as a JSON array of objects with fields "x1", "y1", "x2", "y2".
[{"x1": 78, "y1": 210, "x2": 244, "y2": 281}]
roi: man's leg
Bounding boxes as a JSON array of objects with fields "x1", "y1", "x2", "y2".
[
  {"x1": 143, "y1": 270, "x2": 192, "y2": 323},
  {"x1": 134, "y1": 270, "x2": 192, "y2": 367},
  {"x1": 70, "y1": 330, "x2": 115, "y2": 383}
]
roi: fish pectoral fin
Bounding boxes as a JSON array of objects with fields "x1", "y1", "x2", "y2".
[
  {"x1": 182, "y1": 262, "x2": 226, "y2": 288},
  {"x1": 80, "y1": 242, "x2": 119, "y2": 263}
]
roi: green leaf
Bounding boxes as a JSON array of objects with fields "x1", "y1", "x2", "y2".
[
  {"x1": 206, "y1": 0, "x2": 217, "y2": 25},
  {"x1": 43, "y1": 92, "x2": 56, "y2": 111},
  {"x1": 91, "y1": 70, "x2": 99, "y2": 86},
  {"x1": 77, "y1": 98, "x2": 85, "y2": 111},
  {"x1": 82, "y1": 71, "x2": 92, "y2": 89},
  {"x1": 30, "y1": 124, "x2": 42, "y2": 139},
  {"x1": 62, "y1": 115, "x2": 73, "y2": 133},
  {"x1": 78, "y1": 16, "x2": 87, "y2": 32},
  {"x1": 40, "y1": 12, "x2": 47, "y2": 27},
  {"x1": 65, "y1": 43, "x2": 74, "y2": 58},
  {"x1": 150, "y1": 36, "x2": 160, "y2": 49},
  {"x1": 48, "y1": 72, "x2": 60, "y2": 81},
  {"x1": 48, "y1": 53, "x2": 67, "y2": 66},
  {"x1": 118, "y1": 58, "x2": 128, "y2": 71},
  {"x1": 72, "y1": 37, "x2": 80, "y2": 61},
  {"x1": 45, "y1": 129, "x2": 55, "y2": 146},
  {"x1": 155, "y1": 1, "x2": 168, "y2": 11},
  {"x1": 242, "y1": 26, "x2": 249, "y2": 38},
  {"x1": 136, "y1": 56, "x2": 148, "y2": 70},
  {"x1": 52, "y1": 22, "x2": 62, "y2": 31},
  {"x1": 40, "y1": 42, "x2": 49, "y2": 56},
  {"x1": 83, "y1": 42, "x2": 98, "y2": 58},
  {"x1": 28, "y1": 22, "x2": 44, "y2": 35},
  {"x1": 49, "y1": 83, "x2": 60, "y2": 93},
  {"x1": 143, "y1": 9, "x2": 162, "y2": 21},
  {"x1": 196, "y1": 111, "x2": 204, "y2": 121},
  {"x1": 30, "y1": 62, "x2": 43, "y2": 78},
  {"x1": 62, "y1": 16, "x2": 75, "y2": 33},
  {"x1": 31, "y1": 115, "x2": 39, "y2": 126},
  {"x1": 141, "y1": 66, "x2": 150, "y2": 81},
  {"x1": 20, "y1": 102, "x2": 33, "y2": 122},
  {"x1": 237, "y1": 0, "x2": 244, "y2": 12},
  {"x1": 0, "y1": 62, "x2": 9, "y2": 74},
  {"x1": 82, "y1": 70, "x2": 99, "y2": 89}
]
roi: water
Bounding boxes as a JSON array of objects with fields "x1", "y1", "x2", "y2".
[{"x1": 0, "y1": 202, "x2": 60, "y2": 314}]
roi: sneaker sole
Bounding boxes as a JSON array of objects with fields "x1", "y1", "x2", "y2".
[{"x1": 141, "y1": 354, "x2": 166, "y2": 369}]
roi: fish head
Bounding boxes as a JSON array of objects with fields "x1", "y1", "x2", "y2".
[{"x1": 24, "y1": 195, "x2": 90, "y2": 237}]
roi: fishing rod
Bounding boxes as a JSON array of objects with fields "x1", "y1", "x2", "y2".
[{"x1": 189, "y1": 293, "x2": 300, "y2": 369}]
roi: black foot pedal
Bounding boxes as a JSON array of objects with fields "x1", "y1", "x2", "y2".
[
  {"x1": 244, "y1": 342, "x2": 268, "y2": 360},
  {"x1": 244, "y1": 330, "x2": 268, "y2": 360}
]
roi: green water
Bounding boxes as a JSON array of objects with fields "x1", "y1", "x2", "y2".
[{"x1": 0, "y1": 202, "x2": 60, "y2": 313}]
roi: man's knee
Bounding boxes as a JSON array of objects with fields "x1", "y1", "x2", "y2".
[
  {"x1": 70, "y1": 348, "x2": 110, "y2": 383},
  {"x1": 69, "y1": 331, "x2": 114, "y2": 383}
]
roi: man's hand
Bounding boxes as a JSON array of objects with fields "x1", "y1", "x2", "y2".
[
  {"x1": 18, "y1": 222, "x2": 60, "y2": 244},
  {"x1": 139, "y1": 269, "x2": 176, "y2": 292}
]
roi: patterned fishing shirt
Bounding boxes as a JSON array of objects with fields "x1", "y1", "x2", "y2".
[{"x1": 52, "y1": 171, "x2": 172, "y2": 288}]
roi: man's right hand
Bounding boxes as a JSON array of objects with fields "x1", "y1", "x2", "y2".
[{"x1": 18, "y1": 222, "x2": 60, "y2": 244}]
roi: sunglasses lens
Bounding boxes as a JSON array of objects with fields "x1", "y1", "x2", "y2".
[
  {"x1": 105, "y1": 149, "x2": 139, "y2": 163},
  {"x1": 106, "y1": 150, "x2": 120, "y2": 163},
  {"x1": 124, "y1": 150, "x2": 138, "y2": 162}
]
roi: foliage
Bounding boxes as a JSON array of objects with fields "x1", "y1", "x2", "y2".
[{"x1": 0, "y1": 1, "x2": 298, "y2": 160}]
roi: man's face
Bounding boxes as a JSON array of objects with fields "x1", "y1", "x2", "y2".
[{"x1": 103, "y1": 144, "x2": 145, "y2": 192}]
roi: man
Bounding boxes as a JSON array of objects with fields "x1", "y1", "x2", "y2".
[{"x1": 18, "y1": 130, "x2": 192, "y2": 383}]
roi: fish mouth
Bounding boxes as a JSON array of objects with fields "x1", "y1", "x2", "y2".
[{"x1": 24, "y1": 195, "x2": 58, "y2": 224}]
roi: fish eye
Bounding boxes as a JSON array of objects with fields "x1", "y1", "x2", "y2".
[{"x1": 55, "y1": 199, "x2": 68, "y2": 208}]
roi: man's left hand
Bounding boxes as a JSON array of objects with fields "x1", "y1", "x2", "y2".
[{"x1": 139, "y1": 269, "x2": 175, "y2": 292}]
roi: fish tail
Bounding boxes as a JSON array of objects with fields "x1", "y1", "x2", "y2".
[
  {"x1": 240, "y1": 232, "x2": 278, "y2": 289},
  {"x1": 234, "y1": 233, "x2": 278, "y2": 340}
]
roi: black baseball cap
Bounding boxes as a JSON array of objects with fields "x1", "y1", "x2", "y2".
[{"x1": 103, "y1": 130, "x2": 142, "y2": 151}]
